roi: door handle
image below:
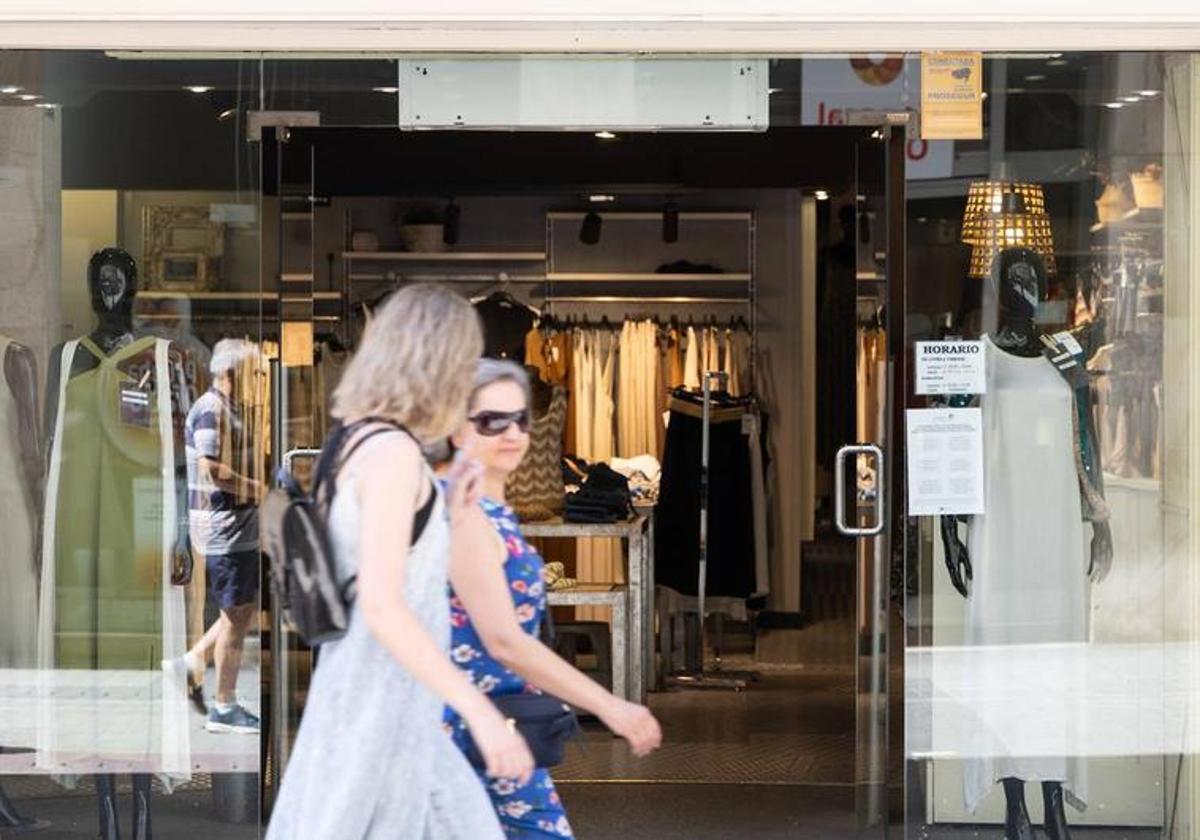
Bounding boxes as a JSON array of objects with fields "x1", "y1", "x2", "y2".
[{"x1": 835, "y1": 443, "x2": 885, "y2": 537}]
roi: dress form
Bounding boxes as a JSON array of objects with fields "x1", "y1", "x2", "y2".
[
  {"x1": 41, "y1": 248, "x2": 191, "y2": 840},
  {"x1": 938, "y1": 248, "x2": 1110, "y2": 838}
]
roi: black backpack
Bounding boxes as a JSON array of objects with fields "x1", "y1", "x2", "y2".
[{"x1": 261, "y1": 418, "x2": 434, "y2": 646}]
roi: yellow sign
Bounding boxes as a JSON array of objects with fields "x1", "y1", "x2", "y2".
[{"x1": 920, "y1": 52, "x2": 983, "y2": 140}]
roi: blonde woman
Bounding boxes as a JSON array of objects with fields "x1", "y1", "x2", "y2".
[{"x1": 267, "y1": 286, "x2": 530, "y2": 840}]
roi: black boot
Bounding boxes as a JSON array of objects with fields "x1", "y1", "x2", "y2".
[
  {"x1": 0, "y1": 781, "x2": 35, "y2": 828},
  {"x1": 1001, "y1": 778, "x2": 1035, "y2": 840},
  {"x1": 96, "y1": 774, "x2": 121, "y2": 840},
  {"x1": 1042, "y1": 782, "x2": 1072, "y2": 840},
  {"x1": 131, "y1": 774, "x2": 152, "y2": 840}
]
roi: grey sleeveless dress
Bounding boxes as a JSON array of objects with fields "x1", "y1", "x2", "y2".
[{"x1": 266, "y1": 455, "x2": 503, "y2": 840}]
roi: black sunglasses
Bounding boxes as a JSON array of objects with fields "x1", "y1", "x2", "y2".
[{"x1": 468, "y1": 409, "x2": 531, "y2": 436}]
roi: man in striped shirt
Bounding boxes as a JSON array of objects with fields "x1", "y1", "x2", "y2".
[{"x1": 180, "y1": 339, "x2": 263, "y2": 734}]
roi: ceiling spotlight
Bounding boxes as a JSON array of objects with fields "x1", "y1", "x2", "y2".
[
  {"x1": 579, "y1": 211, "x2": 602, "y2": 246},
  {"x1": 662, "y1": 201, "x2": 679, "y2": 244},
  {"x1": 17, "y1": 94, "x2": 40, "y2": 101},
  {"x1": 1138, "y1": 89, "x2": 1161, "y2": 97},
  {"x1": 1103, "y1": 102, "x2": 1125, "y2": 109},
  {"x1": 870, "y1": 129, "x2": 884, "y2": 140},
  {"x1": 594, "y1": 131, "x2": 617, "y2": 140},
  {"x1": 1047, "y1": 59, "x2": 1068, "y2": 67},
  {"x1": 1024, "y1": 74, "x2": 1046, "y2": 82},
  {"x1": 588, "y1": 194, "x2": 616, "y2": 203},
  {"x1": 1, "y1": 86, "x2": 20, "y2": 94},
  {"x1": 34, "y1": 102, "x2": 57, "y2": 109},
  {"x1": 814, "y1": 190, "x2": 830, "y2": 201},
  {"x1": 217, "y1": 107, "x2": 237, "y2": 121},
  {"x1": 443, "y1": 199, "x2": 461, "y2": 246},
  {"x1": 1121, "y1": 95, "x2": 1141, "y2": 103},
  {"x1": 185, "y1": 86, "x2": 213, "y2": 94},
  {"x1": 372, "y1": 86, "x2": 400, "y2": 94}
]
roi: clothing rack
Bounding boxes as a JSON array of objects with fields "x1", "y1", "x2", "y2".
[{"x1": 669, "y1": 371, "x2": 751, "y2": 692}]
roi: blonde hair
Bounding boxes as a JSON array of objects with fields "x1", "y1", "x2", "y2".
[{"x1": 331, "y1": 284, "x2": 483, "y2": 441}]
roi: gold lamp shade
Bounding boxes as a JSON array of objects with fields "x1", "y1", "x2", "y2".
[{"x1": 961, "y1": 180, "x2": 1056, "y2": 278}]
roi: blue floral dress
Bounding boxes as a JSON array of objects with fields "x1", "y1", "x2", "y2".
[{"x1": 443, "y1": 497, "x2": 575, "y2": 839}]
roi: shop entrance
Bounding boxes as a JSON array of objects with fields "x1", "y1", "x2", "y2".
[{"x1": 261, "y1": 124, "x2": 904, "y2": 839}]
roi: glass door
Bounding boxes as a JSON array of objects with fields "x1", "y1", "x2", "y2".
[
  {"x1": 263, "y1": 126, "x2": 326, "y2": 814},
  {"x1": 838, "y1": 126, "x2": 906, "y2": 837}
]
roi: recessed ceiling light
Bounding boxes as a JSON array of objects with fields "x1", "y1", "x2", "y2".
[
  {"x1": 372, "y1": 86, "x2": 399, "y2": 94},
  {"x1": 217, "y1": 108, "x2": 237, "y2": 120},
  {"x1": 594, "y1": 131, "x2": 617, "y2": 140},
  {"x1": 34, "y1": 102, "x2": 57, "y2": 109},
  {"x1": 1047, "y1": 59, "x2": 1068, "y2": 67},
  {"x1": 17, "y1": 93, "x2": 40, "y2": 101},
  {"x1": 1121, "y1": 95, "x2": 1141, "y2": 103},
  {"x1": 184, "y1": 86, "x2": 213, "y2": 94},
  {"x1": 1, "y1": 86, "x2": 20, "y2": 94},
  {"x1": 1024, "y1": 74, "x2": 1046, "y2": 82},
  {"x1": 589, "y1": 194, "x2": 616, "y2": 203},
  {"x1": 1138, "y1": 89, "x2": 1161, "y2": 97},
  {"x1": 814, "y1": 190, "x2": 829, "y2": 201},
  {"x1": 1103, "y1": 102, "x2": 1125, "y2": 109}
]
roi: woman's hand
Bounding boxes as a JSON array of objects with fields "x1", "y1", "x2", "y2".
[
  {"x1": 467, "y1": 707, "x2": 536, "y2": 785},
  {"x1": 598, "y1": 698, "x2": 663, "y2": 757},
  {"x1": 444, "y1": 448, "x2": 485, "y2": 523}
]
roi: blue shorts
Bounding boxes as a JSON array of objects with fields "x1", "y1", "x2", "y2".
[{"x1": 206, "y1": 548, "x2": 260, "y2": 610}]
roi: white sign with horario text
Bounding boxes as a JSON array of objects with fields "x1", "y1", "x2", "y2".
[{"x1": 914, "y1": 340, "x2": 986, "y2": 396}]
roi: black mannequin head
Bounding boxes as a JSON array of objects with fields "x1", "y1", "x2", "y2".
[
  {"x1": 88, "y1": 247, "x2": 138, "y2": 320},
  {"x1": 982, "y1": 247, "x2": 1048, "y2": 349},
  {"x1": 992, "y1": 247, "x2": 1047, "y2": 321}
]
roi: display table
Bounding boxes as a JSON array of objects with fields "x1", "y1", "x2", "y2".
[{"x1": 524, "y1": 515, "x2": 653, "y2": 702}]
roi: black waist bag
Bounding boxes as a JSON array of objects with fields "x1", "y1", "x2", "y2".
[{"x1": 461, "y1": 692, "x2": 581, "y2": 770}]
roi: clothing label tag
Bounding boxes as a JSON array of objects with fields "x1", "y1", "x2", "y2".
[
  {"x1": 1051, "y1": 331, "x2": 1084, "y2": 357},
  {"x1": 119, "y1": 385, "x2": 152, "y2": 428},
  {"x1": 905, "y1": 407, "x2": 985, "y2": 516},
  {"x1": 914, "y1": 340, "x2": 986, "y2": 395}
]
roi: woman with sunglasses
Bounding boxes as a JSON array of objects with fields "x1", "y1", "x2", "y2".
[{"x1": 444, "y1": 359, "x2": 663, "y2": 839}]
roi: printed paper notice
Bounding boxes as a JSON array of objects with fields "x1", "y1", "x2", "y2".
[
  {"x1": 920, "y1": 52, "x2": 983, "y2": 140},
  {"x1": 915, "y1": 340, "x2": 986, "y2": 395},
  {"x1": 906, "y1": 408, "x2": 984, "y2": 516}
]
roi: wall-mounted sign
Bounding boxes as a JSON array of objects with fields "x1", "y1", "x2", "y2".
[{"x1": 920, "y1": 52, "x2": 983, "y2": 140}]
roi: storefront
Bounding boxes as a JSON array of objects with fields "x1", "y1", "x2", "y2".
[{"x1": 1, "y1": 5, "x2": 1199, "y2": 839}]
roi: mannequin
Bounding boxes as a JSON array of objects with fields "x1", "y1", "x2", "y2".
[
  {"x1": 939, "y1": 248, "x2": 1111, "y2": 840},
  {"x1": 0, "y1": 339, "x2": 40, "y2": 830},
  {"x1": 40, "y1": 248, "x2": 192, "y2": 840}
]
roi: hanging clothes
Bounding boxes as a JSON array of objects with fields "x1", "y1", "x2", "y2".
[
  {"x1": 0, "y1": 337, "x2": 38, "y2": 669},
  {"x1": 505, "y1": 385, "x2": 568, "y2": 521},
  {"x1": 722, "y1": 329, "x2": 739, "y2": 397},
  {"x1": 683, "y1": 326, "x2": 700, "y2": 390},
  {"x1": 618, "y1": 320, "x2": 660, "y2": 458},
  {"x1": 38, "y1": 335, "x2": 189, "y2": 782},
  {"x1": 655, "y1": 393, "x2": 757, "y2": 602}
]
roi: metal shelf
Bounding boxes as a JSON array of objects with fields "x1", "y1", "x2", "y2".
[
  {"x1": 545, "y1": 273, "x2": 751, "y2": 282},
  {"x1": 545, "y1": 295, "x2": 751, "y2": 304},
  {"x1": 546, "y1": 211, "x2": 753, "y2": 223},
  {"x1": 138, "y1": 291, "x2": 342, "y2": 301},
  {"x1": 342, "y1": 251, "x2": 546, "y2": 262}
]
